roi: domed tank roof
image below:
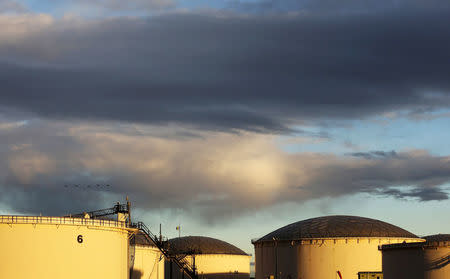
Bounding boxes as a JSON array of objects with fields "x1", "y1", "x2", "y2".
[
  {"x1": 167, "y1": 236, "x2": 248, "y2": 255},
  {"x1": 134, "y1": 231, "x2": 157, "y2": 246},
  {"x1": 254, "y1": 215, "x2": 418, "y2": 243}
]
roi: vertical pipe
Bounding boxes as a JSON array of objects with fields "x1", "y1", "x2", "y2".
[
  {"x1": 127, "y1": 199, "x2": 131, "y2": 225},
  {"x1": 274, "y1": 240, "x2": 278, "y2": 279},
  {"x1": 193, "y1": 255, "x2": 196, "y2": 276}
]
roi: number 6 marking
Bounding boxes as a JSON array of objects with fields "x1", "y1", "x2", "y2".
[{"x1": 77, "y1": 235, "x2": 83, "y2": 243}]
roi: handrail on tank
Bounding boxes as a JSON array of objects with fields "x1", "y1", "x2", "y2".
[
  {"x1": 0, "y1": 215, "x2": 127, "y2": 228},
  {"x1": 66, "y1": 203, "x2": 129, "y2": 219}
]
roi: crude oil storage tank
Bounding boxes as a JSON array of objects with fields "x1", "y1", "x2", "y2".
[
  {"x1": 252, "y1": 215, "x2": 423, "y2": 279},
  {"x1": 380, "y1": 234, "x2": 449, "y2": 279},
  {"x1": 131, "y1": 231, "x2": 165, "y2": 279},
  {"x1": 166, "y1": 236, "x2": 251, "y2": 279},
  {"x1": 0, "y1": 203, "x2": 135, "y2": 279}
]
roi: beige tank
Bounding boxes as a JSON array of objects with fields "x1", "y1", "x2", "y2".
[
  {"x1": 0, "y1": 215, "x2": 133, "y2": 279},
  {"x1": 130, "y1": 232, "x2": 165, "y2": 279},
  {"x1": 253, "y1": 216, "x2": 423, "y2": 279}
]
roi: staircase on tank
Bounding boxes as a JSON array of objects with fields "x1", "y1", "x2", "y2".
[{"x1": 133, "y1": 221, "x2": 198, "y2": 279}]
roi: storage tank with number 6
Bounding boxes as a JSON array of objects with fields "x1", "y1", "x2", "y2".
[{"x1": 0, "y1": 213, "x2": 134, "y2": 279}]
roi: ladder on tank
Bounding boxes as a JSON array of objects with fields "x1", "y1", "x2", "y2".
[{"x1": 133, "y1": 222, "x2": 198, "y2": 279}]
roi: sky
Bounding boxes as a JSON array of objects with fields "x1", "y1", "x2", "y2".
[{"x1": 0, "y1": 0, "x2": 450, "y2": 256}]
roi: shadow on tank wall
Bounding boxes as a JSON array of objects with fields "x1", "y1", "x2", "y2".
[
  {"x1": 130, "y1": 269, "x2": 144, "y2": 279},
  {"x1": 381, "y1": 237, "x2": 450, "y2": 279}
]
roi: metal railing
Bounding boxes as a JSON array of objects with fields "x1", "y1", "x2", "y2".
[
  {"x1": 0, "y1": 215, "x2": 127, "y2": 228},
  {"x1": 68, "y1": 203, "x2": 129, "y2": 219}
]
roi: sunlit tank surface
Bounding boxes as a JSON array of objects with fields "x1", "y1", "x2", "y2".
[
  {"x1": 0, "y1": 215, "x2": 132, "y2": 279},
  {"x1": 253, "y1": 215, "x2": 423, "y2": 279},
  {"x1": 381, "y1": 234, "x2": 449, "y2": 279},
  {"x1": 131, "y1": 232, "x2": 165, "y2": 279},
  {"x1": 166, "y1": 236, "x2": 251, "y2": 279}
]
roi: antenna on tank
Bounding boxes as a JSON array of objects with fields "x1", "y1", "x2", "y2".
[
  {"x1": 176, "y1": 225, "x2": 181, "y2": 238},
  {"x1": 126, "y1": 196, "x2": 131, "y2": 225}
]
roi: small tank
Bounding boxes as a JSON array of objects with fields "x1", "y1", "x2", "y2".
[{"x1": 380, "y1": 234, "x2": 450, "y2": 279}]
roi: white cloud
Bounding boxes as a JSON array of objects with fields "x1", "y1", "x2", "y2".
[
  {"x1": 0, "y1": 13, "x2": 53, "y2": 43},
  {"x1": 0, "y1": 118, "x2": 448, "y2": 221}
]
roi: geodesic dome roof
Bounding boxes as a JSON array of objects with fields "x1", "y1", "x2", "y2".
[
  {"x1": 167, "y1": 236, "x2": 248, "y2": 255},
  {"x1": 254, "y1": 215, "x2": 418, "y2": 243}
]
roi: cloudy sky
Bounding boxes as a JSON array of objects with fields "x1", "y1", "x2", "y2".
[{"x1": 1, "y1": 0, "x2": 449, "y2": 254}]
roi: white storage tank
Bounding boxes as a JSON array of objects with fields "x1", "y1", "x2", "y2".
[
  {"x1": 252, "y1": 215, "x2": 423, "y2": 279},
  {"x1": 380, "y1": 234, "x2": 449, "y2": 279},
  {"x1": 0, "y1": 215, "x2": 133, "y2": 279},
  {"x1": 166, "y1": 236, "x2": 251, "y2": 279}
]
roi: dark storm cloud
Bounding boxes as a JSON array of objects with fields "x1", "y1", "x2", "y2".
[
  {"x1": 348, "y1": 150, "x2": 399, "y2": 160},
  {"x1": 288, "y1": 150, "x2": 450, "y2": 202},
  {"x1": 227, "y1": 0, "x2": 450, "y2": 13},
  {"x1": 1, "y1": 5, "x2": 450, "y2": 132},
  {"x1": 0, "y1": 183, "x2": 115, "y2": 215},
  {"x1": 371, "y1": 187, "x2": 449, "y2": 201}
]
